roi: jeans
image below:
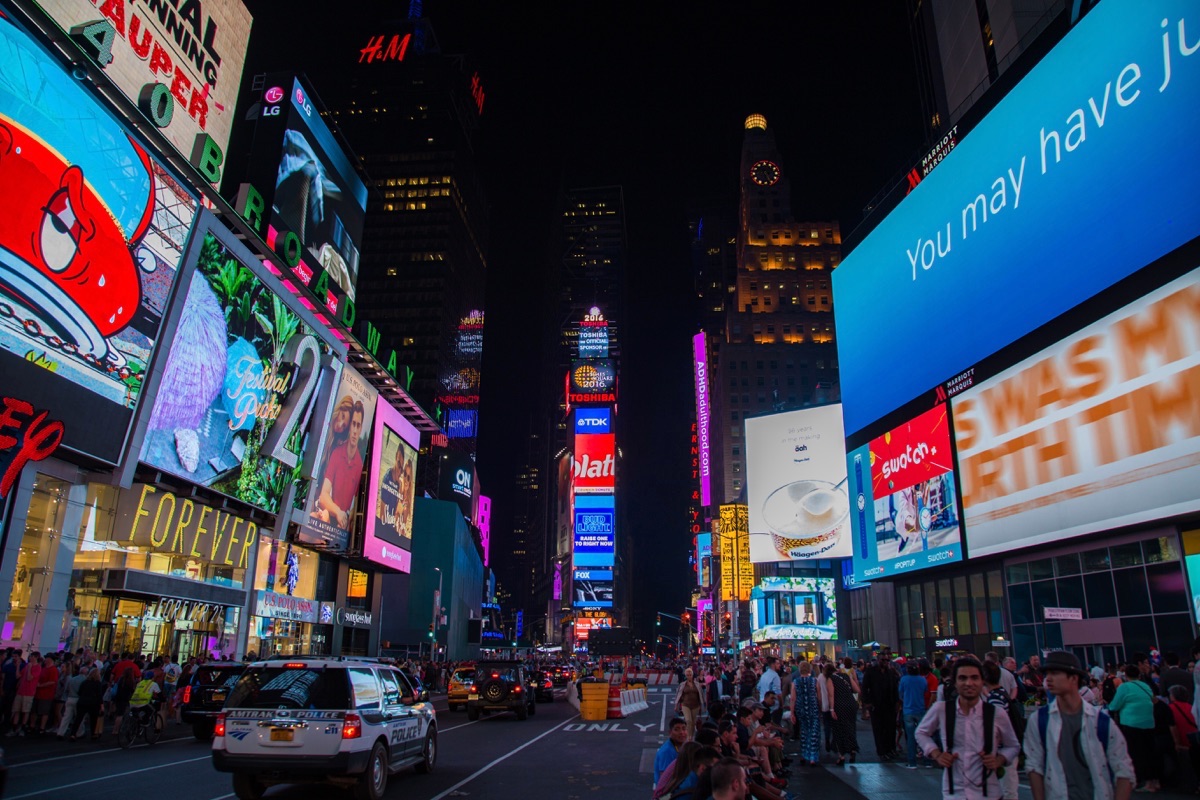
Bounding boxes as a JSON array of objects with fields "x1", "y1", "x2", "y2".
[{"x1": 903, "y1": 713, "x2": 922, "y2": 766}]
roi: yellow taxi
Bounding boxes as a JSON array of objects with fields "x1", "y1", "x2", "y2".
[{"x1": 447, "y1": 666, "x2": 477, "y2": 711}]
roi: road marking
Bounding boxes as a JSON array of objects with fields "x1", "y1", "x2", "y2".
[
  {"x1": 635, "y1": 723, "x2": 655, "y2": 731},
  {"x1": 438, "y1": 718, "x2": 481, "y2": 732},
  {"x1": 562, "y1": 722, "x2": 632, "y2": 732},
  {"x1": 658, "y1": 696, "x2": 668, "y2": 732},
  {"x1": 428, "y1": 713, "x2": 580, "y2": 800},
  {"x1": 7, "y1": 754, "x2": 211, "y2": 799},
  {"x1": 9, "y1": 735, "x2": 190, "y2": 768}
]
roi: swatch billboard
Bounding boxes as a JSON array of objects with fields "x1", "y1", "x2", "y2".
[
  {"x1": 140, "y1": 221, "x2": 334, "y2": 515},
  {"x1": 573, "y1": 494, "x2": 615, "y2": 567},
  {"x1": 832, "y1": 0, "x2": 1200, "y2": 436},
  {"x1": 952, "y1": 266, "x2": 1200, "y2": 558},
  {"x1": 850, "y1": 404, "x2": 964, "y2": 581},
  {"x1": 744, "y1": 404, "x2": 851, "y2": 562},
  {"x1": 363, "y1": 396, "x2": 419, "y2": 572},
  {"x1": 0, "y1": 11, "x2": 198, "y2": 465},
  {"x1": 296, "y1": 366, "x2": 378, "y2": 551}
]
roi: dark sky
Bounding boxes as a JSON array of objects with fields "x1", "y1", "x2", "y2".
[{"x1": 241, "y1": 2, "x2": 926, "y2": 641}]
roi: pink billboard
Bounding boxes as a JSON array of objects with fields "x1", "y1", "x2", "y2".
[
  {"x1": 363, "y1": 396, "x2": 420, "y2": 571},
  {"x1": 693, "y1": 333, "x2": 712, "y2": 506}
]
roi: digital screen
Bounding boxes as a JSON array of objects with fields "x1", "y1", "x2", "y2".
[
  {"x1": 574, "y1": 408, "x2": 611, "y2": 434},
  {"x1": 363, "y1": 397, "x2": 420, "y2": 572},
  {"x1": 0, "y1": 13, "x2": 198, "y2": 464},
  {"x1": 745, "y1": 404, "x2": 851, "y2": 562},
  {"x1": 1186, "y1": 552, "x2": 1200, "y2": 624},
  {"x1": 437, "y1": 448, "x2": 477, "y2": 521},
  {"x1": 578, "y1": 325, "x2": 609, "y2": 359},
  {"x1": 573, "y1": 494, "x2": 615, "y2": 567},
  {"x1": 696, "y1": 533, "x2": 711, "y2": 585},
  {"x1": 297, "y1": 366, "x2": 378, "y2": 551},
  {"x1": 572, "y1": 433, "x2": 615, "y2": 494},
  {"x1": 570, "y1": 359, "x2": 616, "y2": 395},
  {"x1": 952, "y1": 266, "x2": 1200, "y2": 558},
  {"x1": 752, "y1": 576, "x2": 838, "y2": 641},
  {"x1": 850, "y1": 404, "x2": 964, "y2": 581},
  {"x1": 832, "y1": 0, "x2": 1200, "y2": 436},
  {"x1": 139, "y1": 229, "x2": 332, "y2": 514},
  {"x1": 572, "y1": 570, "x2": 613, "y2": 608},
  {"x1": 693, "y1": 333, "x2": 712, "y2": 506},
  {"x1": 446, "y1": 409, "x2": 478, "y2": 439}
]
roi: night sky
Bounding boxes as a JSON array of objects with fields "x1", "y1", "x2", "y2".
[{"x1": 241, "y1": 1, "x2": 926, "y2": 642}]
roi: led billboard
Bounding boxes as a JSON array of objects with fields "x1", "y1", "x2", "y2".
[
  {"x1": 363, "y1": 396, "x2": 420, "y2": 572},
  {"x1": 850, "y1": 404, "x2": 963, "y2": 581},
  {"x1": 296, "y1": 366, "x2": 378, "y2": 551},
  {"x1": 572, "y1": 433, "x2": 615, "y2": 494},
  {"x1": 568, "y1": 359, "x2": 616, "y2": 404},
  {"x1": 832, "y1": 0, "x2": 1200, "y2": 436},
  {"x1": 572, "y1": 568, "x2": 613, "y2": 608},
  {"x1": 574, "y1": 408, "x2": 611, "y2": 434},
  {"x1": 140, "y1": 225, "x2": 333, "y2": 514},
  {"x1": 745, "y1": 404, "x2": 851, "y2": 562},
  {"x1": 0, "y1": 12, "x2": 198, "y2": 465},
  {"x1": 952, "y1": 266, "x2": 1200, "y2": 558},
  {"x1": 753, "y1": 576, "x2": 838, "y2": 641},
  {"x1": 693, "y1": 333, "x2": 712, "y2": 506},
  {"x1": 34, "y1": 0, "x2": 252, "y2": 179},
  {"x1": 247, "y1": 75, "x2": 368, "y2": 300},
  {"x1": 445, "y1": 409, "x2": 478, "y2": 440},
  {"x1": 573, "y1": 615, "x2": 611, "y2": 642},
  {"x1": 716, "y1": 504, "x2": 753, "y2": 602},
  {"x1": 573, "y1": 494, "x2": 615, "y2": 567},
  {"x1": 696, "y1": 532, "x2": 712, "y2": 586},
  {"x1": 437, "y1": 448, "x2": 477, "y2": 522}
]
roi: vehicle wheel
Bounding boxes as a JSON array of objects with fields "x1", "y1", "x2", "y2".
[
  {"x1": 467, "y1": 705, "x2": 479, "y2": 721},
  {"x1": 415, "y1": 729, "x2": 437, "y2": 774},
  {"x1": 116, "y1": 715, "x2": 135, "y2": 749},
  {"x1": 145, "y1": 712, "x2": 163, "y2": 744},
  {"x1": 193, "y1": 721, "x2": 215, "y2": 741},
  {"x1": 481, "y1": 679, "x2": 509, "y2": 703},
  {"x1": 353, "y1": 741, "x2": 388, "y2": 800},
  {"x1": 232, "y1": 773, "x2": 265, "y2": 800},
  {"x1": 516, "y1": 702, "x2": 528, "y2": 721}
]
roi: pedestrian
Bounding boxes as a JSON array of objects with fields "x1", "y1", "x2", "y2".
[
  {"x1": 898, "y1": 660, "x2": 930, "y2": 769},
  {"x1": 8, "y1": 650, "x2": 40, "y2": 736},
  {"x1": 161, "y1": 654, "x2": 181, "y2": 722},
  {"x1": 1167, "y1": 684, "x2": 1200, "y2": 790},
  {"x1": 863, "y1": 657, "x2": 900, "y2": 760},
  {"x1": 110, "y1": 666, "x2": 138, "y2": 735},
  {"x1": 756, "y1": 657, "x2": 781, "y2": 703},
  {"x1": 1024, "y1": 650, "x2": 1135, "y2": 800},
  {"x1": 793, "y1": 660, "x2": 821, "y2": 766},
  {"x1": 71, "y1": 668, "x2": 105, "y2": 740},
  {"x1": 1108, "y1": 663, "x2": 1160, "y2": 792},
  {"x1": 825, "y1": 662, "x2": 860, "y2": 766},
  {"x1": 655, "y1": 717, "x2": 689, "y2": 785},
  {"x1": 1161, "y1": 652, "x2": 1192, "y2": 704},
  {"x1": 916, "y1": 656, "x2": 1020, "y2": 800},
  {"x1": 674, "y1": 667, "x2": 706, "y2": 739},
  {"x1": 32, "y1": 652, "x2": 58, "y2": 735},
  {"x1": 706, "y1": 758, "x2": 750, "y2": 800},
  {"x1": 816, "y1": 659, "x2": 834, "y2": 753},
  {"x1": 981, "y1": 660, "x2": 1020, "y2": 800},
  {"x1": 652, "y1": 740, "x2": 701, "y2": 799}
]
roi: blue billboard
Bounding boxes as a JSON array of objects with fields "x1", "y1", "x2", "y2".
[
  {"x1": 832, "y1": 0, "x2": 1200, "y2": 436},
  {"x1": 574, "y1": 407, "x2": 612, "y2": 434},
  {"x1": 573, "y1": 494, "x2": 615, "y2": 567}
]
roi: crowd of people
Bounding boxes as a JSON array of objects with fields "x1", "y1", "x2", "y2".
[{"x1": 651, "y1": 641, "x2": 1200, "y2": 800}]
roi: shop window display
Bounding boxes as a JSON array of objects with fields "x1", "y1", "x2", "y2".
[{"x1": 4, "y1": 476, "x2": 69, "y2": 647}]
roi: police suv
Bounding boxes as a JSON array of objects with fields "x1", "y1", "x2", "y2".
[{"x1": 212, "y1": 657, "x2": 436, "y2": 800}]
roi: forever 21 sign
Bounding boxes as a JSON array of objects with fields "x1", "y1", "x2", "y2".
[{"x1": 115, "y1": 483, "x2": 258, "y2": 569}]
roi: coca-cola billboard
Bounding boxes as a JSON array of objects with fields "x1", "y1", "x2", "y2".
[{"x1": 572, "y1": 433, "x2": 615, "y2": 494}]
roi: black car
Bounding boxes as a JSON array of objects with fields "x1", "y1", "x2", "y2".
[
  {"x1": 532, "y1": 671, "x2": 555, "y2": 703},
  {"x1": 466, "y1": 661, "x2": 536, "y2": 721},
  {"x1": 180, "y1": 663, "x2": 245, "y2": 740}
]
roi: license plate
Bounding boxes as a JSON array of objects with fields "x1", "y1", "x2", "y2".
[
  {"x1": 468, "y1": 693, "x2": 479, "y2": 700},
  {"x1": 212, "y1": 692, "x2": 226, "y2": 702},
  {"x1": 270, "y1": 729, "x2": 293, "y2": 742}
]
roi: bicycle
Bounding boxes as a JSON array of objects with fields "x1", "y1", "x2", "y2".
[{"x1": 117, "y1": 702, "x2": 163, "y2": 748}]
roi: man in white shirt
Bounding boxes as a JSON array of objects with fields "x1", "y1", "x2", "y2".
[
  {"x1": 986, "y1": 651, "x2": 1017, "y2": 700},
  {"x1": 757, "y1": 656, "x2": 781, "y2": 702}
]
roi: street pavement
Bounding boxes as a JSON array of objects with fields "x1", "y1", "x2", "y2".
[{"x1": 2, "y1": 688, "x2": 1198, "y2": 799}]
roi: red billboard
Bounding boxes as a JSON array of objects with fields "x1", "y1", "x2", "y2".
[
  {"x1": 572, "y1": 433, "x2": 615, "y2": 494},
  {"x1": 869, "y1": 404, "x2": 954, "y2": 498}
]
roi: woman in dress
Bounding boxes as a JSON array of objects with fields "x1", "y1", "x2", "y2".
[
  {"x1": 825, "y1": 662, "x2": 860, "y2": 765},
  {"x1": 794, "y1": 660, "x2": 821, "y2": 766}
]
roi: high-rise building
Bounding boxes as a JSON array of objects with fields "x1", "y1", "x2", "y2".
[{"x1": 708, "y1": 115, "x2": 842, "y2": 505}]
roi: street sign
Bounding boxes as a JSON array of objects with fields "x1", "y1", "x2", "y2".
[{"x1": 1044, "y1": 607, "x2": 1083, "y2": 621}]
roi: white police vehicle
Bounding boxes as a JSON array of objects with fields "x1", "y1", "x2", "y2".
[{"x1": 212, "y1": 657, "x2": 436, "y2": 800}]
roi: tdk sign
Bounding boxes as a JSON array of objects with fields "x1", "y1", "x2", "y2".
[{"x1": 575, "y1": 408, "x2": 611, "y2": 433}]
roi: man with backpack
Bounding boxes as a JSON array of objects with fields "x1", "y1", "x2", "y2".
[
  {"x1": 1024, "y1": 651, "x2": 1135, "y2": 800},
  {"x1": 916, "y1": 656, "x2": 1020, "y2": 799}
]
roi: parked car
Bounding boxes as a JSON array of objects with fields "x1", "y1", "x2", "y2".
[{"x1": 180, "y1": 663, "x2": 246, "y2": 740}]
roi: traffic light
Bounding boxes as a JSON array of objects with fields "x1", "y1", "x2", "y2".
[
  {"x1": 656, "y1": 614, "x2": 662, "y2": 627},
  {"x1": 722, "y1": 612, "x2": 731, "y2": 633},
  {"x1": 682, "y1": 612, "x2": 691, "y2": 624},
  {"x1": 428, "y1": 623, "x2": 434, "y2": 638}
]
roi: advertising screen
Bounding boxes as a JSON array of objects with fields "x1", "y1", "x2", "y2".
[
  {"x1": 1187, "y1": 552, "x2": 1200, "y2": 625},
  {"x1": 952, "y1": 266, "x2": 1200, "y2": 558},
  {"x1": 578, "y1": 324, "x2": 609, "y2": 359},
  {"x1": 574, "y1": 407, "x2": 611, "y2": 434},
  {"x1": 696, "y1": 533, "x2": 712, "y2": 585},
  {"x1": 296, "y1": 366, "x2": 378, "y2": 551},
  {"x1": 572, "y1": 433, "x2": 615, "y2": 494},
  {"x1": 717, "y1": 504, "x2": 753, "y2": 602},
  {"x1": 363, "y1": 396, "x2": 420, "y2": 572},
  {"x1": 745, "y1": 405, "x2": 851, "y2": 562},
  {"x1": 249, "y1": 75, "x2": 368, "y2": 301},
  {"x1": 573, "y1": 615, "x2": 611, "y2": 642},
  {"x1": 0, "y1": 12, "x2": 198, "y2": 465},
  {"x1": 573, "y1": 494, "x2": 615, "y2": 567},
  {"x1": 832, "y1": 0, "x2": 1200, "y2": 436},
  {"x1": 140, "y1": 228, "x2": 333, "y2": 514},
  {"x1": 34, "y1": 0, "x2": 252, "y2": 179},
  {"x1": 850, "y1": 404, "x2": 964, "y2": 581},
  {"x1": 693, "y1": 332, "x2": 712, "y2": 506},
  {"x1": 571, "y1": 568, "x2": 613, "y2": 608},
  {"x1": 437, "y1": 448, "x2": 477, "y2": 521},
  {"x1": 569, "y1": 359, "x2": 616, "y2": 404},
  {"x1": 697, "y1": 597, "x2": 712, "y2": 642},
  {"x1": 752, "y1": 576, "x2": 838, "y2": 641}
]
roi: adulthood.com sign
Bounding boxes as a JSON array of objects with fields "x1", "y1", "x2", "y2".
[{"x1": 833, "y1": 0, "x2": 1200, "y2": 436}]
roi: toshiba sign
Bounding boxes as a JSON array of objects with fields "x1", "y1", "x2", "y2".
[{"x1": 573, "y1": 433, "x2": 615, "y2": 494}]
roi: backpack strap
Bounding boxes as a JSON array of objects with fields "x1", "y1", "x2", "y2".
[
  {"x1": 982, "y1": 702, "x2": 996, "y2": 797},
  {"x1": 944, "y1": 701, "x2": 956, "y2": 795}
]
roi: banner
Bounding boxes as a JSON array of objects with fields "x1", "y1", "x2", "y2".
[
  {"x1": 363, "y1": 396, "x2": 420, "y2": 572},
  {"x1": 717, "y1": 504, "x2": 752, "y2": 602}
]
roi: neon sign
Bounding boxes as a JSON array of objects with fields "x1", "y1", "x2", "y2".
[{"x1": 359, "y1": 33, "x2": 411, "y2": 64}]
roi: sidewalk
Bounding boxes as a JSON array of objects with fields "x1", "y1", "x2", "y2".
[{"x1": 0, "y1": 721, "x2": 198, "y2": 766}]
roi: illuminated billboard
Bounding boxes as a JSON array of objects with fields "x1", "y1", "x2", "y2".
[
  {"x1": 573, "y1": 494, "x2": 615, "y2": 567},
  {"x1": 140, "y1": 225, "x2": 334, "y2": 514},
  {"x1": 572, "y1": 568, "x2": 613, "y2": 608},
  {"x1": 850, "y1": 404, "x2": 963, "y2": 581},
  {"x1": 437, "y1": 448, "x2": 477, "y2": 522},
  {"x1": 572, "y1": 433, "x2": 615, "y2": 494},
  {"x1": 246, "y1": 75, "x2": 368, "y2": 301},
  {"x1": 696, "y1": 533, "x2": 712, "y2": 586},
  {"x1": 0, "y1": 12, "x2": 198, "y2": 465},
  {"x1": 745, "y1": 404, "x2": 850, "y2": 562},
  {"x1": 952, "y1": 266, "x2": 1200, "y2": 558},
  {"x1": 446, "y1": 409, "x2": 478, "y2": 440},
  {"x1": 832, "y1": 0, "x2": 1200, "y2": 436},
  {"x1": 578, "y1": 307, "x2": 609, "y2": 358},
  {"x1": 716, "y1": 504, "x2": 752, "y2": 602},
  {"x1": 573, "y1": 615, "x2": 611, "y2": 642},
  {"x1": 296, "y1": 366, "x2": 378, "y2": 552},
  {"x1": 693, "y1": 333, "x2": 712, "y2": 505},
  {"x1": 568, "y1": 360, "x2": 616, "y2": 404},
  {"x1": 752, "y1": 576, "x2": 838, "y2": 641},
  {"x1": 363, "y1": 397, "x2": 420, "y2": 572},
  {"x1": 34, "y1": 0, "x2": 253, "y2": 180},
  {"x1": 574, "y1": 408, "x2": 611, "y2": 434}
]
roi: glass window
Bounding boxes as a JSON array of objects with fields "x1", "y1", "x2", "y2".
[
  {"x1": 1143, "y1": 537, "x2": 1179, "y2": 564},
  {"x1": 1153, "y1": 613, "x2": 1194, "y2": 659},
  {"x1": 1146, "y1": 563, "x2": 1188, "y2": 613},
  {"x1": 1083, "y1": 572, "x2": 1118, "y2": 617},
  {"x1": 226, "y1": 667, "x2": 350, "y2": 709},
  {"x1": 970, "y1": 573, "x2": 988, "y2": 633},
  {"x1": 937, "y1": 579, "x2": 952, "y2": 638},
  {"x1": 349, "y1": 668, "x2": 382, "y2": 710},
  {"x1": 909, "y1": 584, "x2": 926, "y2": 639},
  {"x1": 1056, "y1": 576, "x2": 1086, "y2": 613},
  {"x1": 987, "y1": 571, "x2": 1006, "y2": 631},
  {"x1": 1110, "y1": 543, "x2": 1144, "y2": 568},
  {"x1": 1081, "y1": 548, "x2": 1111, "y2": 572},
  {"x1": 1031, "y1": 580, "x2": 1058, "y2": 619},
  {"x1": 1013, "y1": 625, "x2": 1038, "y2": 664},
  {"x1": 1112, "y1": 568, "x2": 1151, "y2": 615},
  {"x1": 1006, "y1": 563, "x2": 1029, "y2": 584},
  {"x1": 378, "y1": 669, "x2": 402, "y2": 706},
  {"x1": 954, "y1": 576, "x2": 971, "y2": 635},
  {"x1": 1054, "y1": 553, "x2": 1081, "y2": 576},
  {"x1": 898, "y1": 585, "x2": 911, "y2": 640},
  {"x1": 1043, "y1": 622, "x2": 1063, "y2": 650},
  {"x1": 1028, "y1": 559, "x2": 1054, "y2": 581},
  {"x1": 1121, "y1": 616, "x2": 1157, "y2": 657},
  {"x1": 1009, "y1": 582, "x2": 1034, "y2": 626}
]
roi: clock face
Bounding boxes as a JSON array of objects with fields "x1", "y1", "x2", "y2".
[{"x1": 751, "y1": 160, "x2": 781, "y2": 187}]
